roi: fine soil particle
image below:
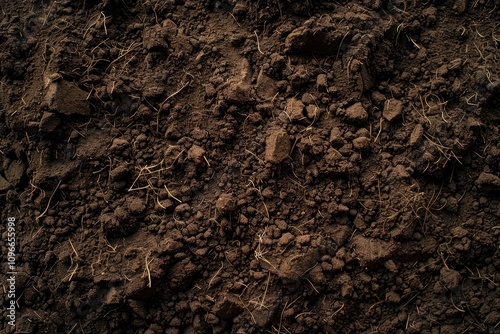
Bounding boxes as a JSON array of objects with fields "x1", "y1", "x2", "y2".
[{"x1": 1, "y1": 1, "x2": 499, "y2": 333}]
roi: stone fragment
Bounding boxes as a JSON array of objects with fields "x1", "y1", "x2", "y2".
[
  {"x1": 383, "y1": 99, "x2": 404, "y2": 122},
  {"x1": 265, "y1": 130, "x2": 291, "y2": 164},
  {"x1": 344, "y1": 102, "x2": 368, "y2": 122}
]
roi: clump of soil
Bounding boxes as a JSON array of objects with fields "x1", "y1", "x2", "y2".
[{"x1": 1, "y1": 0, "x2": 499, "y2": 333}]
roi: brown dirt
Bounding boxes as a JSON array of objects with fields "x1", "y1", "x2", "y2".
[{"x1": 1, "y1": 1, "x2": 499, "y2": 333}]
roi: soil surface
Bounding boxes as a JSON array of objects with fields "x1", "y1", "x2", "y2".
[{"x1": 1, "y1": 1, "x2": 500, "y2": 333}]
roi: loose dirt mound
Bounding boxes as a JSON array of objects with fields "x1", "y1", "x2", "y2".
[{"x1": 1, "y1": 1, "x2": 499, "y2": 333}]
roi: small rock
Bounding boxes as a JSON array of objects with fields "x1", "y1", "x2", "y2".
[
  {"x1": 344, "y1": 102, "x2": 368, "y2": 122},
  {"x1": 286, "y1": 97, "x2": 305, "y2": 121},
  {"x1": 383, "y1": 99, "x2": 403, "y2": 122},
  {"x1": 265, "y1": 130, "x2": 291, "y2": 164}
]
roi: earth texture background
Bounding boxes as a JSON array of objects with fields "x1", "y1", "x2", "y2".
[{"x1": 1, "y1": 0, "x2": 500, "y2": 333}]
